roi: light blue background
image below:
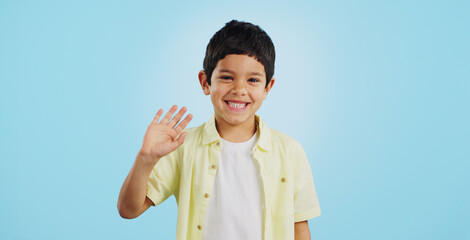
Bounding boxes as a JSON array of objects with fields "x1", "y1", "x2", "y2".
[{"x1": 1, "y1": 0, "x2": 469, "y2": 239}]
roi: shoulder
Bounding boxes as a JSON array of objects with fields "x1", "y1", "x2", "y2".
[
  {"x1": 267, "y1": 128, "x2": 311, "y2": 174},
  {"x1": 267, "y1": 127, "x2": 304, "y2": 151}
]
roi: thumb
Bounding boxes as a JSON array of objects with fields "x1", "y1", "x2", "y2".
[{"x1": 175, "y1": 132, "x2": 188, "y2": 146}]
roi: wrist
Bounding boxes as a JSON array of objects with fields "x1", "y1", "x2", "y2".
[{"x1": 136, "y1": 151, "x2": 160, "y2": 170}]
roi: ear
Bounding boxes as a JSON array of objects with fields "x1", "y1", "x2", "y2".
[
  {"x1": 263, "y1": 78, "x2": 275, "y2": 99},
  {"x1": 198, "y1": 70, "x2": 210, "y2": 95}
]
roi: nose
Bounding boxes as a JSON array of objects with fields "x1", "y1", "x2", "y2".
[{"x1": 231, "y1": 80, "x2": 247, "y2": 95}]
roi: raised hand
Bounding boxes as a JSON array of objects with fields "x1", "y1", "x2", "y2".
[{"x1": 139, "y1": 105, "x2": 193, "y2": 164}]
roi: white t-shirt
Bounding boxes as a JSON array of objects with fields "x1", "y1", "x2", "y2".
[{"x1": 202, "y1": 132, "x2": 264, "y2": 240}]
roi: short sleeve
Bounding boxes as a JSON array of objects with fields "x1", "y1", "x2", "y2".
[
  {"x1": 146, "y1": 149, "x2": 180, "y2": 206},
  {"x1": 293, "y1": 143, "x2": 321, "y2": 222}
]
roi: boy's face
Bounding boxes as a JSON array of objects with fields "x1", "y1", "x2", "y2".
[{"x1": 199, "y1": 54, "x2": 275, "y2": 129}]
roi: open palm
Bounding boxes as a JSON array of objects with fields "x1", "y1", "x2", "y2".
[{"x1": 140, "y1": 105, "x2": 193, "y2": 161}]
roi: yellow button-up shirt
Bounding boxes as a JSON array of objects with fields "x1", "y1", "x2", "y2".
[{"x1": 147, "y1": 115, "x2": 321, "y2": 240}]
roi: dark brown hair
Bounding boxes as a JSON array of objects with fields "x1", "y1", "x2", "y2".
[{"x1": 203, "y1": 20, "x2": 275, "y2": 88}]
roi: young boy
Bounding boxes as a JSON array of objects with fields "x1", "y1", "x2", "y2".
[{"x1": 118, "y1": 20, "x2": 321, "y2": 240}]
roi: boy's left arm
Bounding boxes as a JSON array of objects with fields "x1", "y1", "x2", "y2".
[
  {"x1": 292, "y1": 141, "x2": 320, "y2": 239},
  {"x1": 295, "y1": 221, "x2": 311, "y2": 240}
]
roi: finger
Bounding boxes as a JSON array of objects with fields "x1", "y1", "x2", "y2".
[
  {"x1": 174, "y1": 114, "x2": 193, "y2": 135},
  {"x1": 151, "y1": 109, "x2": 164, "y2": 124},
  {"x1": 160, "y1": 105, "x2": 177, "y2": 124},
  {"x1": 168, "y1": 106, "x2": 187, "y2": 128}
]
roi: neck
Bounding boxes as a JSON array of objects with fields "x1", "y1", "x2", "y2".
[{"x1": 215, "y1": 116, "x2": 257, "y2": 143}]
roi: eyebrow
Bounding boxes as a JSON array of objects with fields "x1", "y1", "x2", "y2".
[{"x1": 218, "y1": 69, "x2": 264, "y2": 77}]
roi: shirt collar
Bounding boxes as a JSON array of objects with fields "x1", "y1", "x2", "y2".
[{"x1": 202, "y1": 114, "x2": 272, "y2": 151}]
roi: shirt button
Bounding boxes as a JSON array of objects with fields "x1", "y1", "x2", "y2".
[
  {"x1": 281, "y1": 177, "x2": 286, "y2": 183},
  {"x1": 216, "y1": 141, "x2": 220, "y2": 146},
  {"x1": 204, "y1": 193, "x2": 210, "y2": 198},
  {"x1": 210, "y1": 164, "x2": 217, "y2": 170},
  {"x1": 197, "y1": 225, "x2": 202, "y2": 230}
]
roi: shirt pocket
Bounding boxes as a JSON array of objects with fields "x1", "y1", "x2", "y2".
[{"x1": 269, "y1": 175, "x2": 295, "y2": 218}]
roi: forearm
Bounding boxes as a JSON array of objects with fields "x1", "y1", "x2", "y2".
[
  {"x1": 117, "y1": 152, "x2": 158, "y2": 218},
  {"x1": 295, "y1": 221, "x2": 311, "y2": 240}
]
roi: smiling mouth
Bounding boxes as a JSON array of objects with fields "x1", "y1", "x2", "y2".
[
  {"x1": 225, "y1": 101, "x2": 248, "y2": 108},
  {"x1": 224, "y1": 101, "x2": 250, "y2": 111}
]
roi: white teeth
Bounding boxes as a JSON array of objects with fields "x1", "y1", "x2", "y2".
[{"x1": 227, "y1": 101, "x2": 247, "y2": 108}]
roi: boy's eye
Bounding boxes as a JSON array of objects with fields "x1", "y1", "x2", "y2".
[
  {"x1": 249, "y1": 78, "x2": 260, "y2": 83},
  {"x1": 220, "y1": 76, "x2": 233, "y2": 80}
]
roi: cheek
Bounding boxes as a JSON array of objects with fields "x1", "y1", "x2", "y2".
[
  {"x1": 251, "y1": 90, "x2": 266, "y2": 102},
  {"x1": 210, "y1": 88, "x2": 224, "y2": 102},
  {"x1": 214, "y1": 86, "x2": 230, "y2": 97}
]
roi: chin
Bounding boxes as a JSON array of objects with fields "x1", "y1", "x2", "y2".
[{"x1": 225, "y1": 114, "x2": 253, "y2": 125}]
